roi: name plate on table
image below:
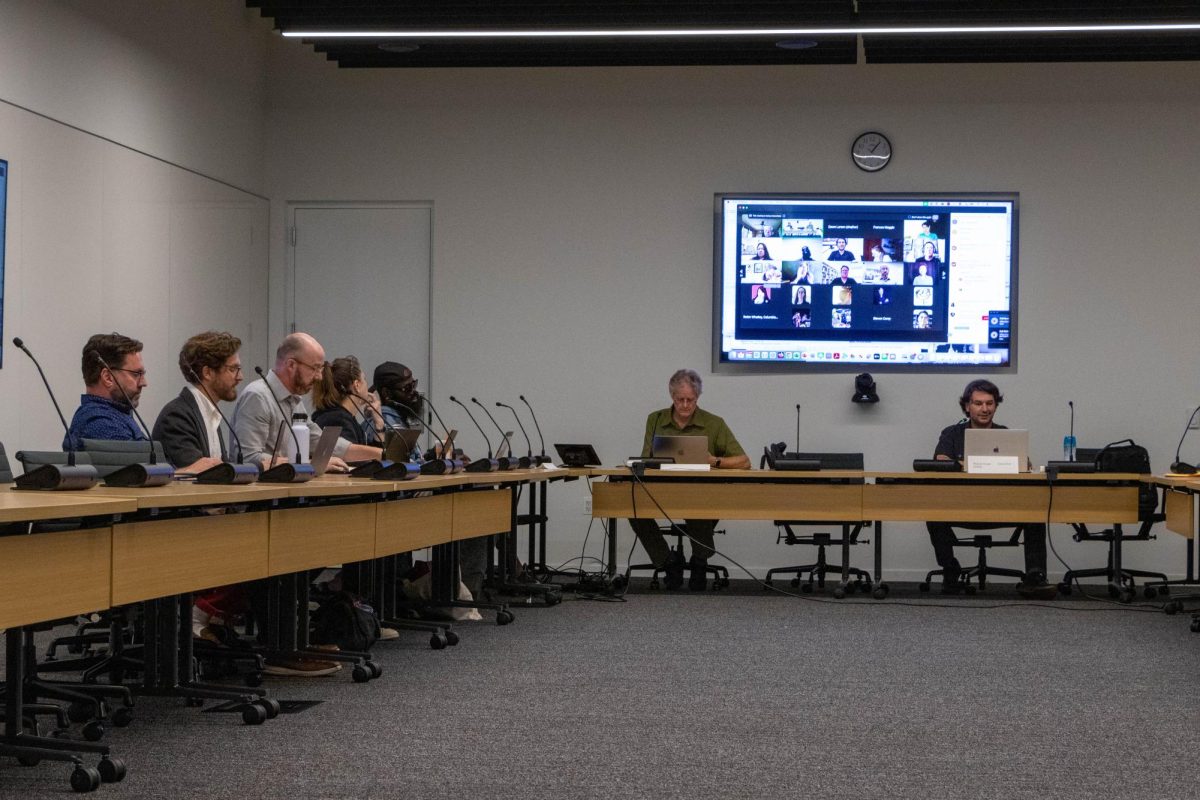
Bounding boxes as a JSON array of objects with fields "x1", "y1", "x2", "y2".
[
  {"x1": 966, "y1": 455, "x2": 1020, "y2": 474},
  {"x1": 658, "y1": 463, "x2": 711, "y2": 472}
]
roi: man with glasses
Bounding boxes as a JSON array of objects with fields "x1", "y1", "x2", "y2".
[
  {"x1": 64, "y1": 332, "x2": 149, "y2": 449},
  {"x1": 231, "y1": 331, "x2": 382, "y2": 470},
  {"x1": 151, "y1": 330, "x2": 243, "y2": 474}
]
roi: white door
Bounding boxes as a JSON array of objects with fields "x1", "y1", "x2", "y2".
[{"x1": 289, "y1": 204, "x2": 431, "y2": 392}]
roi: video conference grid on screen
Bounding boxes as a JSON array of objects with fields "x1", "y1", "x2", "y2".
[{"x1": 716, "y1": 195, "x2": 1015, "y2": 367}]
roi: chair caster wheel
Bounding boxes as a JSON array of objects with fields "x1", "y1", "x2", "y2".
[
  {"x1": 832, "y1": 587, "x2": 846, "y2": 599},
  {"x1": 1159, "y1": 585, "x2": 1170, "y2": 596},
  {"x1": 241, "y1": 703, "x2": 267, "y2": 725},
  {"x1": 789, "y1": 578, "x2": 800, "y2": 589},
  {"x1": 918, "y1": 582, "x2": 930, "y2": 593},
  {"x1": 1189, "y1": 617, "x2": 1200, "y2": 633},
  {"x1": 245, "y1": 672, "x2": 264, "y2": 688},
  {"x1": 649, "y1": 578, "x2": 660, "y2": 590},
  {"x1": 611, "y1": 574, "x2": 628, "y2": 591},
  {"x1": 1144, "y1": 586, "x2": 1158, "y2": 599},
  {"x1": 964, "y1": 584, "x2": 977, "y2": 596},
  {"x1": 185, "y1": 697, "x2": 204, "y2": 708},
  {"x1": 1118, "y1": 589, "x2": 1134, "y2": 604},
  {"x1": 1164, "y1": 600, "x2": 1182, "y2": 615},
  {"x1": 430, "y1": 633, "x2": 447, "y2": 650},
  {"x1": 111, "y1": 706, "x2": 133, "y2": 727},
  {"x1": 71, "y1": 764, "x2": 102, "y2": 793},
  {"x1": 366, "y1": 661, "x2": 382, "y2": 679},
  {"x1": 97, "y1": 756, "x2": 127, "y2": 783},
  {"x1": 259, "y1": 698, "x2": 281, "y2": 719},
  {"x1": 67, "y1": 702, "x2": 92, "y2": 724},
  {"x1": 496, "y1": 610, "x2": 515, "y2": 625},
  {"x1": 445, "y1": 630, "x2": 460, "y2": 646},
  {"x1": 1058, "y1": 582, "x2": 1072, "y2": 596},
  {"x1": 82, "y1": 721, "x2": 105, "y2": 742},
  {"x1": 352, "y1": 664, "x2": 372, "y2": 683},
  {"x1": 800, "y1": 583, "x2": 813, "y2": 594},
  {"x1": 1107, "y1": 585, "x2": 1120, "y2": 599},
  {"x1": 544, "y1": 592, "x2": 561, "y2": 607},
  {"x1": 873, "y1": 584, "x2": 889, "y2": 599}
]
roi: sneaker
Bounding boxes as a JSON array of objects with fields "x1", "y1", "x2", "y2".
[
  {"x1": 1017, "y1": 571, "x2": 1058, "y2": 600},
  {"x1": 940, "y1": 560, "x2": 963, "y2": 595},
  {"x1": 662, "y1": 549, "x2": 685, "y2": 590},
  {"x1": 379, "y1": 627, "x2": 400, "y2": 641},
  {"x1": 263, "y1": 657, "x2": 341, "y2": 677},
  {"x1": 688, "y1": 556, "x2": 709, "y2": 591},
  {"x1": 194, "y1": 625, "x2": 223, "y2": 645}
]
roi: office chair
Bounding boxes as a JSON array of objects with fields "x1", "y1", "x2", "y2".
[
  {"x1": 1058, "y1": 449, "x2": 1167, "y2": 602},
  {"x1": 764, "y1": 452, "x2": 880, "y2": 599},
  {"x1": 917, "y1": 526, "x2": 1027, "y2": 595},
  {"x1": 625, "y1": 523, "x2": 731, "y2": 590},
  {"x1": 81, "y1": 438, "x2": 168, "y2": 477}
]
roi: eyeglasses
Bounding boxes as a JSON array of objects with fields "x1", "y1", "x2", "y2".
[
  {"x1": 398, "y1": 377, "x2": 418, "y2": 391},
  {"x1": 109, "y1": 368, "x2": 147, "y2": 380},
  {"x1": 289, "y1": 357, "x2": 327, "y2": 373},
  {"x1": 222, "y1": 364, "x2": 244, "y2": 376}
]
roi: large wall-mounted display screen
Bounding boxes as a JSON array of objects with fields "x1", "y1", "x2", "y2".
[{"x1": 713, "y1": 193, "x2": 1017, "y2": 371}]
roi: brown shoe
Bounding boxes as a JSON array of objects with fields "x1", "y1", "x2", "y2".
[{"x1": 263, "y1": 657, "x2": 341, "y2": 677}]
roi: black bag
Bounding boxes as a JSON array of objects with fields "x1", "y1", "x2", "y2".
[
  {"x1": 312, "y1": 591, "x2": 382, "y2": 651},
  {"x1": 1095, "y1": 439, "x2": 1156, "y2": 517}
]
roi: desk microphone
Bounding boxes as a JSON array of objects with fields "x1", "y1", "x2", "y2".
[
  {"x1": 11, "y1": 337, "x2": 99, "y2": 490},
  {"x1": 346, "y1": 394, "x2": 419, "y2": 480},
  {"x1": 252, "y1": 366, "x2": 314, "y2": 483},
  {"x1": 88, "y1": 351, "x2": 174, "y2": 487},
  {"x1": 474, "y1": 397, "x2": 525, "y2": 468},
  {"x1": 1170, "y1": 404, "x2": 1200, "y2": 474},
  {"x1": 393, "y1": 400, "x2": 462, "y2": 475},
  {"x1": 186, "y1": 373, "x2": 260, "y2": 484},
  {"x1": 794, "y1": 403, "x2": 801, "y2": 453},
  {"x1": 519, "y1": 394, "x2": 552, "y2": 464},
  {"x1": 449, "y1": 395, "x2": 499, "y2": 473},
  {"x1": 497, "y1": 401, "x2": 534, "y2": 464}
]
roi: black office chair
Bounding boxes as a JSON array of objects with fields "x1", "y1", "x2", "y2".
[
  {"x1": 1058, "y1": 449, "x2": 1167, "y2": 602},
  {"x1": 764, "y1": 452, "x2": 878, "y2": 599},
  {"x1": 625, "y1": 523, "x2": 730, "y2": 590},
  {"x1": 81, "y1": 438, "x2": 167, "y2": 477},
  {"x1": 918, "y1": 526, "x2": 1027, "y2": 595}
]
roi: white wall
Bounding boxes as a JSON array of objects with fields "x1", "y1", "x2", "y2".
[
  {"x1": 0, "y1": 1, "x2": 271, "y2": 459},
  {"x1": 265, "y1": 52, "x2": 1200, "y2": 580}
]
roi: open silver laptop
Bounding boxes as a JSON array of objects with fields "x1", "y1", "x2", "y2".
[
  {"x1": 310, "y1": 425, "x2": 343, "y2": 475},
  {"x1": 963, "y1": 428, "x2": 1029, "y2": 472},
  {"x1": 651, "y1": 434, "x2": 709, "y2": 465}
]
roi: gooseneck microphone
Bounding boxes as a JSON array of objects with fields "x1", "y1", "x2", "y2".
[
  {"x1": 252, "y1": 366, "x2": 314, "y2": 483},
  {"x1": 474, "y1": 397, "x2": 525, "y2": 468},
  {"x1": 1171, "y1": 404, "x2": 1200, "y2": 474},
  {"x1": 496, "y1": 401, "x2": 534, "y2": 461},
  {"x1": 11, "y1": 337, "x2": 99, "y2": 490},
  {"x1": 519, "y1": 394, "x2": 551, "y2": 464},
  {"x1": 345, "y1": 394, "x2": 419, "y2": 481},
  {"x1": 393, "y1": 400, "x2": 463, "y2": 475},
  {"x1": 85, "y1": 351, "x2": 174, "y2": 486},
  {"x1": 183, "y1": 366, "x2": 258, "y2": 484},
  {"x1": 449, "y1": 395, "x2": 499, "y2": 473},
  {"x1": 795, "y1": 403, "x2": 801, "y2": 453}
]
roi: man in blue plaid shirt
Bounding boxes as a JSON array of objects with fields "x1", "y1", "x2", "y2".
[{"x1": 63, "y1": 332, "x2": 147, "y2": 451}]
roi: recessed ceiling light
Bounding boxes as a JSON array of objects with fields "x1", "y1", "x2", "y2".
[
  {"x1": 378, "y1": 42, "x2": 420, "y2": 53},
  {"x1": 776, "y1": 39, "x2": 818, "y2": 50}
]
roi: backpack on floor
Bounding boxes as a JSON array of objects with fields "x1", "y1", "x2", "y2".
[{"x1": 312, "y1": 591, "x2": 382, "y2": 651}]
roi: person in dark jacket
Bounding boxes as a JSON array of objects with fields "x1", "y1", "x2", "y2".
[{"x1": 152, "y1": 330, "x2": 242, "y2": 473}]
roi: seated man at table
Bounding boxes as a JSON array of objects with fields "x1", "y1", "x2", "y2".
[
  {"x1": 231, "y1": 332, "x2": 382, "y2": 470},
  {"x1": 631, "y1": 368, "x2": 750, "y2": 590},
  {"x1": 64, "y1": 332, "x2": 148, "y2": 450},
  {"x1": 929, "y1": 379, "x2": 1054, "y2": 598},
  {"x1": 151, "y1": 330, "x2": 242, "y2": 473}
]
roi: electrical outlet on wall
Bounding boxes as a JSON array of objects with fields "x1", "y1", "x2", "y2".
[{"x1": 583, "y1": 498, "x2": 592, "y2": 516}]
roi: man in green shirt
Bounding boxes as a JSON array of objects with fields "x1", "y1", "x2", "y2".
[{"x1": 632, "y1": 368, "x2": 750, "y2": 590}]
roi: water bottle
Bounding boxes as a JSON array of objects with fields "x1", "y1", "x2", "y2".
[
  {"x1": 1063, "y1": 434, "x2": 1077, "y2": 462},
  {"x1": 288, "y1": 412, "x2": 310, "y2": 463}
]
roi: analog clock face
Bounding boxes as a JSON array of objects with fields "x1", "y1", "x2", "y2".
[{"x1": 852, "y1": 132, "x2": 892, "y2": 172}]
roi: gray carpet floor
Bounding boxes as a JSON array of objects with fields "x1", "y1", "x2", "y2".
[{"x1": 2, "y1": 586, "x2": 1198, "y2": 799}]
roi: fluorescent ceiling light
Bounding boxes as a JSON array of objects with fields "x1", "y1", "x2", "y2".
[{"x1": 283, "y1": 23, "x2": 1200, "y2": 39}]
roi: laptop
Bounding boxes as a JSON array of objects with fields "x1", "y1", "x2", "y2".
[
  {"x1": 383, "y1": 427, "x2": 422, "y2": 462},
  {"x1": 963, "y1": 428, "x2": 1029, "y2": 473},
  {"x1": 651, "y1": 434, "x2": 709, "y2": 465},
  {"x1": 310, "y1": 425, "x2": 343, "y2": 476}
]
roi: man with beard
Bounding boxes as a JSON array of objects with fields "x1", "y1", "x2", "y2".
[
  {"x1": 64, "y1": 332, "x2": 148, "y2": 449},
  {"x1": 152, "y1": 330, "x2": 242, "y2": 473},
  {"x1": 370, "y1": 361, "x2": 424, "y2": 458}
]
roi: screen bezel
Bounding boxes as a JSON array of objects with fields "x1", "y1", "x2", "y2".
[{"x1": 711, "y1": 191, "x2": 1019, "y2": 375}]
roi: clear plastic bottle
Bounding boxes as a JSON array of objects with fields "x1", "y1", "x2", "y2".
[{"x1": 1063, "y1": 434, "x2": 1077, "y2": 462}]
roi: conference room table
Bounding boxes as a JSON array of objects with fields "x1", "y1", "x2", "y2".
[
  {"x1": 0, "y1": 466, "x2": 566, "y2": 790},
  {"x1": 1147, "y1": 474, "x2": 1199, "y2": 590},
  {"x1": 585, "y1": 466, "x2": 1144, "y2": 587}
]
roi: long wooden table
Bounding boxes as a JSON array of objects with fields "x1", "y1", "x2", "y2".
[{"x1": 586, "y1": 467, "x2": 1145, "y2": 585}]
